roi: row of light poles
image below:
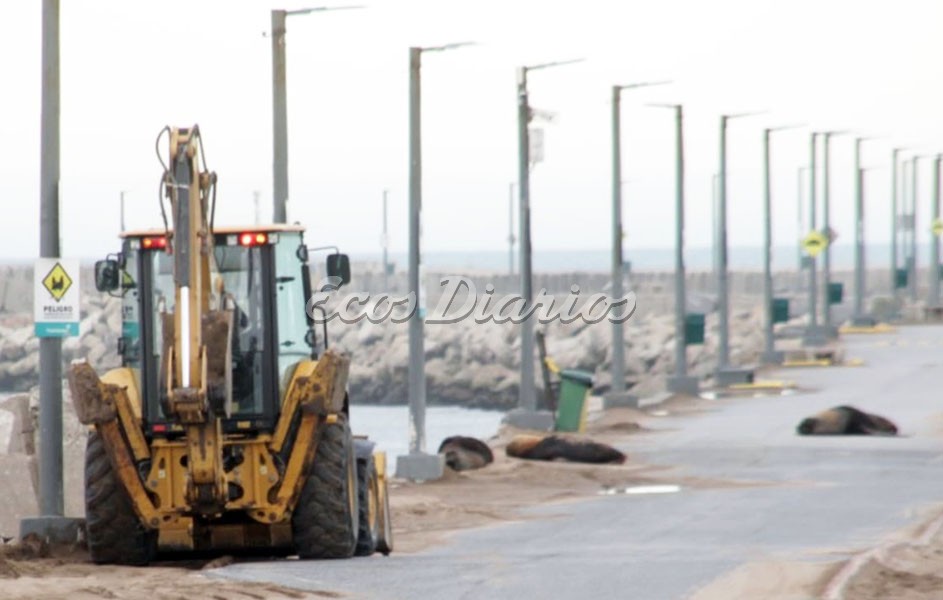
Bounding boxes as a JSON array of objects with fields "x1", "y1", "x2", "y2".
[{"x1": 267, "y1": 6, "x2": 943, "y2": 482}]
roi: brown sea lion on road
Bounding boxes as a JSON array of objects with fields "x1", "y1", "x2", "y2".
[
  {"x1": 797, "y1": 405, "x2": 898, "y2": 436},
  {"x1": 437, "y1": 436, "x2": 494, "y2": 471},
  {"x1": 506, "y1": 434, "x2": 626, "y2": 464}
]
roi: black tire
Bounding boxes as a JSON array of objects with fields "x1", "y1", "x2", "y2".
[
  {"x1": 355, "y1": 456, "x2": 380, "y2": 556},
  {"x1": 292, "y1": 417, "x2": 359, "y2": 559},
  {"x1": 84, "y1": 430, "x2": 157, "y2": 565}
]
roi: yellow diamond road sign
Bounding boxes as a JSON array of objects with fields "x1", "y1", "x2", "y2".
[
  {"x1": 801, "y1": 231, "x2": 828, "y2": 257},
  {"x1": 42, "y1": 261, "x2": 73, "y2": 302},
  {"x1": 932, "y1": 219, "x2": 943, "y2": 236}
]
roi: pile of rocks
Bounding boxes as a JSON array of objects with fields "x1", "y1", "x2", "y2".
[
  {"x1": 0, "y1": 295, "x2": 119, "y2": 393},
  {"x1": 0, "y1": 289, "x2": 771, "y2": 411}
]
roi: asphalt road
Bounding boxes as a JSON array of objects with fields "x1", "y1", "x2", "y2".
[{"x1": 215, "y1": 325, "x2": 943, "y2": 599}]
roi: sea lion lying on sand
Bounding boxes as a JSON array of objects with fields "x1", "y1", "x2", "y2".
[
  {"x1": 506, "y1": 434, "x2": 626, "y2": 464},
  {"x1": 797, "y1": 405, "x2": 898, "y2": 436},
  {"x1": 437, "y1": 436, "x2": 494, "y2": 471}
]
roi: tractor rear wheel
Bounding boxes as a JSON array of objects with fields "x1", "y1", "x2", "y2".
[
  {"x1": 355, "y1": 456, "x2": 380, "y2": 556},
  {"x1": 292, "y1": 416, "x2": 359, "y2": 559},
  {"x1": 84, "y1": 430, "x2": 157, "y2": 565}
]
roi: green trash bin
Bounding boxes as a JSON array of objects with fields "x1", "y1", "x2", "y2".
[
  {"x1": 555, "y1": 369, "x2": 593, "y2": 432},
  {"x1": 827, "y1": 282, "x2": 844, "y2": 305},
  {"x1": 771, "y1": 298, "x2": 790, "y2": 323},
  {"x1": 895, "y1": 268, "x2": 908, "y2": 289},
  {"x1": 684, "y1": 313, "x2": 705, "y2": 345}
]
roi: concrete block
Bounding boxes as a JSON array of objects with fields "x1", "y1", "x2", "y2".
[
  {"x1": 19, "y1": 516, "x2": 84, "y2": 544},
  {"x1": 502, "y1": 409, "x2": 554, "y2": 432},
  {"x1": 602, "y1": 392, "x2": 639, "y2": 409},
  {"x1": 715, "y1": 367, "x2": 755, "y2": 387},
  {"x1": 760, "y1": 350, "x2": 785, "y2": 365},
  {"x1": 666, "y1": 375, "x2": 700, "y2": 396},
  {"x1": 0, "y1": 455, "x2": 38, "y2": 537},
  {"x1": 395, "y1": 452, "x2": 445, "y2": 482},
  {"x1": 850, "y1": 315, "x2": 879, "y2": 327},
  {"x1": 802, "y1": 325, "x2": 832, "y2": 347}
]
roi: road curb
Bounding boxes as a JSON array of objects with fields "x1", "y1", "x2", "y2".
[{"x1": 822, "y1": 509, "x2": 943, "y2": 600}]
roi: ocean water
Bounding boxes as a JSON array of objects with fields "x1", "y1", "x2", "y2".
[{"x1": 348, "y1": 404, "x2": 505, "y2": 460}]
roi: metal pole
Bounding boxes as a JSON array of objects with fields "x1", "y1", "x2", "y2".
[
  {"x1": 903, "y1": 159, "x2": 911, "y2": 296},
  {"x1": 673, "y1": 105, "x2": 687, "y2": 377},
  {"x1": 809, "y1": 133, "x2": 819, "y2": 330},
  {"x1": 911, "y1": 156, "x2": 919, "y2": 302},
  {"x1": 271, "y1": 10, "x2": 289, "y2": 224},
  {"x1": 610, "y1": 86, "x2": 626, "y2": 395},
  {"x1": 517, "y1": 66, "x2": 535, "y2": 412},
  {"x1": 711, "y1": 173, "x2": 719, "y2": 293},
  {"x1": 797, "y1": 168, "x2": 803, "y2": 272},
  {"x1": 508, "y1": 183, "x2": 515, "y2": 275},
  {"x1": 119, "y1": 191, "x2": 126, "y2": 232},
  {"x1": 407, "y1": 47, "x2": 425, "y2": 454},
  {"x1": 382, "y1": 189, "x2": 389, "y2": 291},
  {"x1": 854, "y1": 139, "x2": 864, "y2": 318},
  {"x1": 823, "y1": 133, "x2": 833, "y2": 327},
  {"x1": 892, "y1": 149, "x2": 900, "y2": 296},
  {"x1": 717, "y1": 116, "x2": 730, "y2": 368},
  {"x1": 762, "y1": 129, "x2": 774, "y2": 360},
  {"x1": 932, "y1": 155, "x2": 942, "y2": 307},
  {"x1": 39, "y1": 0, "x2": 63, "y2": 518}
]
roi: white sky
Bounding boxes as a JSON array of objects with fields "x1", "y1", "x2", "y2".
[{"x1": 1, "y1": 0, "x2": 942, "y2": 261}]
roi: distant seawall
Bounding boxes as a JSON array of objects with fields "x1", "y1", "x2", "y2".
[{"x1": 0, "y1": 263, "x2": 908, "y2": 315}]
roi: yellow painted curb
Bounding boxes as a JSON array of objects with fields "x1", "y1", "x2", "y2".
[
  {"x1": 838, "y1": 324, "x2": 896, "y2": 334},
  {"x1": 727, "y1": 380, "x2": 797, "y2": 391},
  {"x1": 782, "y1": 359, "x2": 833, "y2": 368}
]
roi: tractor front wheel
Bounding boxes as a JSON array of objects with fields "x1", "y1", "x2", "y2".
[
  {"x1": 292, "y1": 416, "x2": 359, "y2": 559},
  {"x1": 84, "y1": 430, "x2": 157, "y2": 565}
]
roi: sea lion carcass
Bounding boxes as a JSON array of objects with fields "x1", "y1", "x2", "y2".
[
  {"x1": 505, "y1": 434, "x2": 626, "y2": 464},
  {"x1": 437, "y1": 436, "x2": 495, "y2": 471},
  {"x1": 796, "y1": 405, "x2": 898, "y2": 436}
]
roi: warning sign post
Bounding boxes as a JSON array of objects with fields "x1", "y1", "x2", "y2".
[{"x1": 34, "y1": 258, "x2": 80, "y2": 337}]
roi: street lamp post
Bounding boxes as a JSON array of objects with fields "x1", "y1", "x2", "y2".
[
  {"x1": 271, "y1": 5, "x2": 363, "y2": 224},
  {"x1": 649, "y1": 104, "x2": 698, "y2": 395},
  {"x1": 891, "y1": 148, "x2": 905, "y2": 302},
  {"x1": 821, "y1": 131, "x2": 847, "y2": 334},
  {"x1": 715, "y1": 112, "x2": 762, "y2": 386},
  {"x1": 608, "y1": 80, "x2": 669, "y2": 406},
  {"x1": 909, "y1": 156, "x2": 922, "y2": 303},
  {"x1": 21, "y1": 0, "x2": 83, "y2": 544},
  {"x1": 397, "y1": 42, "x2": 473, "y2": 481},
  {"x1": 382, "y1": 189, "x2": 390, "y2": 291},
  {"x1": 508, "y1": 182, "x2": 516, "y2": 275},
  {"x1": 852, "y1": 138, "x2": 877, "y2": 325},
  {"x1": 505, "y1": 59, "x2": 583, "y2": 431},
  {"x1": 802, "y1": 133, "x2": 827, "y2": 346},
  {"x1": 931, "y1": 155, "x2": 942, "y2": 308},
  {"x1": 797, "y1": 166, "x2": 809, "y2": 287},
  {"x1": 761, "y1": 125, "x2": 802, "y2": 364}
]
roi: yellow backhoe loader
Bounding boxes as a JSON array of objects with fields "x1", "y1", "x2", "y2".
[{"x1": 68, "y1": 125, "x2": 392, "y2": 564}]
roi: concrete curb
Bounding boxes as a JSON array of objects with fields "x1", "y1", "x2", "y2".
[{"x1": 821, "y1": 509, "x2": 943, "y2": 600}]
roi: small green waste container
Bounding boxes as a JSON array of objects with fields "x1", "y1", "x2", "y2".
[
  {"x1": 895, "y1": 268, "x2": 908, "y2": 289},
  {"x1": 555, "y1": 369, "x2": 593, "y2": 432},
  {"x1": 684, "y1": 313, "x2": 705, "y2": 345},
  {"x1": 772, "y1": 298, "x2": 790, "y2": 323},
  {"x1": 827, "y1": 282, "x2": 844, "y2": 305}
]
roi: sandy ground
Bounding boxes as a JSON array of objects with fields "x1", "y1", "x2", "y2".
[{"x1": 1, "y1": 394, "x2": 940, "y2": 599}]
